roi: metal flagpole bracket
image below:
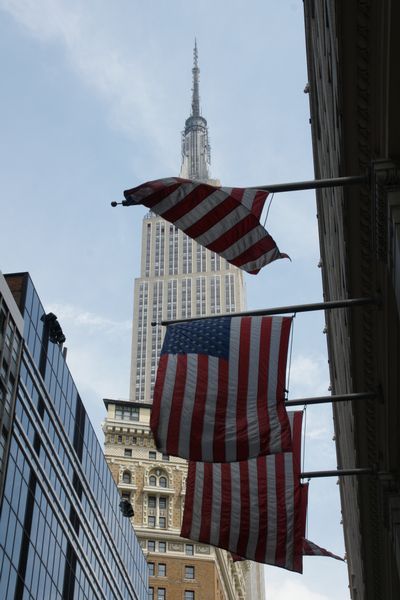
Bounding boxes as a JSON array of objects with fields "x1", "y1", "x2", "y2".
[
  {"x1": 301, "y1": 468, "x2": 374, "y2": 479},
  {"x1": 159, "y1": 296, "x2": 380, "y2": 327},
  {"x1": 250, "y1": 172, "x2": 369, "y2": 193},
  {"x1": 285, "y1": 391, "x2": 376, "y2": 407}
]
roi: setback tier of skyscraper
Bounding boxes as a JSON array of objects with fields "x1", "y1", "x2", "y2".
[{"x1": 0, "y1": 271, "x2": 148, "y2": 600}]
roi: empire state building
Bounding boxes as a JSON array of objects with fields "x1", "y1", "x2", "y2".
[{"x1": 103, "y1": 44, "x2": 265, "y2": 600}]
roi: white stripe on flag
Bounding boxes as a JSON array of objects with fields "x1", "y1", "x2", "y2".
[
  {"x1": 284, "y1": 451, "x2": 295, "y2": 570},
  {"x1": 267, "y1": 317, "x2": 283, "y2": 453},
  {"x1": 193, "y1": 204, "x2": 250, "y2": 247},
  {"x1": 157, "y1": 355, "x2": 178, "y2": 452},
  {"x1": 239, "y1": 246, "x2": 281, "y2": 273},
  {"x1": 247, "y1": 317, "x2": 262, "y2": 458},
  {"x1": 246, "y1": 459, "x2": 260, "y2": 559},
  {"x1": 229, "y1": 463, "x2": 242, "y2": 551},
  {"x1": 201, "y1": 355, "x2": 219, "y2": 462},
  {"x1": 210, "y1": 463, "x2": 222, "y2": 546},
  {"x1": 151, "y1": 181, "x2": 202, "y2": 215},
  {"x1": 190, "y1": 463, "x2": 204, "y2": 541},
  {"x1": 178, "y1": 354, "x2": 198, "y2": 459},
  {"x1": 265, "y1": 457, "x2": 277, "y2": 563},
  {"x1": 171, "y1": 188, "x2": 230, "y2": 231},
  {"x1": 225, "y1": 318, "x2": 242, "y2": 462}
]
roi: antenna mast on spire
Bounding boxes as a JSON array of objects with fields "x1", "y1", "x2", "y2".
[{"x1": 180, "y1": 40, "x2": 212, "y2": 182}]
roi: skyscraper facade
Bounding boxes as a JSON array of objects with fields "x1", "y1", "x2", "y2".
[
  {"x1": 103, "y1": 45, "x2": 265, "y2": 599},
  {"x1": 0, "y1": 271, "x2": 148, "y2": 600}
]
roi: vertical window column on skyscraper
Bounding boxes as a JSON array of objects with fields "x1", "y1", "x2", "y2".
[
  {"x1": 167, "y1": 281, "x2": 177, "y2": 321},
  {"x1": 196, "y1": 243, "x2": 206, "y2": 273},
  {"x1": 225, "y1": 274, "x2": 236, "y2": 313},
  {"x1": 196, "y1": 277, "x2": 206, "y2": 316},
  {"x1": 183, "y1": 235, "x2": 193, "y2": 274},
  {"x1": 150, "y1": 281, "x2": 163, "y2": 395},
  {"x1": 181, "y1": 279, "x2": 192, "y2": 319},
  {"x1": 210, "y1": 276, "x2": 221, "y2": 315},
  {"x1": 136, "y1": 282, "x2": 148, "y2": 402},
  {"x1": 145, "y1": 223, "x2": 152, "y2": 277},
  {"x1": 155, "y1": 222, "x2": 165, "y2": 276},
  {"x1": 210, "y1": 252, "x2": 220, "y2": 272},
  {"x1": 168, "y1": 225, "x2": 179, "y2": 275}
]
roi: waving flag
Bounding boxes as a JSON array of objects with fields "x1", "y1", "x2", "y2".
[
  {"x1": 303, "y1": 539, "x2": 344, "y2": 561},
  {"x1": 151, "y1": 315, "x2": 293, "y2": 463},
  {"x1": 123, "y1": 178, "x2": 288, "y2": 274},
  {"x1": 181, "y1": 412, "x2": 308, "y2": 573}
]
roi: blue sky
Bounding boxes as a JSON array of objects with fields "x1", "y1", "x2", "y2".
[{"x1": 0, "y1": 1, "x2": 349, "y2": 598}]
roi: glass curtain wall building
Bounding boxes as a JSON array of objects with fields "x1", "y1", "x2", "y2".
[{"x1": 0, "y1": 272, "x2": 148, "y2": 600}]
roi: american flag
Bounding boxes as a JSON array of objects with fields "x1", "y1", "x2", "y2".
[
  {"x1": 151, "y1": 315, "x2": 293, "y2": 463},
  {"x1": 123, "y1": 177, "x2": 288, "y2": 274},
  {"x1": 303, "y1": 539, "x2": 344, "y2": 561},
  {"x1": 181, "y1": 411, "x2": 308, "y2": 573}
]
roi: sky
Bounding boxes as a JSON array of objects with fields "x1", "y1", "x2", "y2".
[{"x1": 0, "y1": 1, "x2": 350, "y2": 598}]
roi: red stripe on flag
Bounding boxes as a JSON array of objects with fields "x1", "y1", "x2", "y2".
[
  {"x1": 160, "y1": 184, "x2": 216, "y2": 223},
  {"x1": 150, "y1": 354, "x2": 168, "y2": 447},
  {"x1": 236, "y1": 461, "x2": 250, "y2": 557},
  {"x1": 218, "y1": 463, "x2": 232, "y2": 548},
  {"x1": 181, "y1": 461, "x2": 196, "y2": 539},
  {"x1": 293, "y1": 484, "x2": 308, "y2": 573},
  {"x1": 184, "y1": 196, "x2": 240, "y2": 239},
  {"x1": 231, "y1": 233, "x2": 279, "y2": 267},
  {"x1": 291, "y1": 411, "x2": 303, "y2": 475},
  {"x1": 255, "y1": 457, "x2": 268, "y2": 562},
  {"x1": 199, "y1": 463, "x2": 213, "y2": 542},
  {"x1": 274, "y1": 454, "x2": 288, "y2": 568},
  {"x1": 125, "y1": 181, "x2": 182, "y2": 208},
  {"x1": 165, "y1": 355, "x2": 188, "y2": 456},
  {"x1": 205, "y1": 215, "x2": 259, "y2": 254},
  {"x1": 275, "y1": 318, "x2": 293, "y2": 453},
  {"x1": 236, "y1": 318, "x2": 251, "y2": 461},
  {"x1": 213, "y1": 359, "x2": 229, "y2": 463},
  {"x1": 257, "y1": 318, "x2": 272, "y2": 456},
  {"x1": 189, "y1": 354, "x2": 209, "y2": 461}
]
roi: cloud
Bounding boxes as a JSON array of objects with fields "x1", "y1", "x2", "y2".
[
  {"x1": 47, "y1": 303, "x2": 131, "y2": 335},
  {"x1": 265, "y1": 579, "x2": 333, "y2": 600},
  {"x1": 289, "y1": 354, "x2": 329, "y2": 397},
  {"x1": 0, "y1": 0, "x2": 178, "y2": 172}
]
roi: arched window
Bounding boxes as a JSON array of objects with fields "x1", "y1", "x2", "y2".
[
  {"x1": 159, "y1": 477, "x2": 167, "y2": 488},
  {"x1": 122, "y1": 471, "x2": 131, "y2": 484},
  {"x1": 149, "y1": 475, "x2": 157, "y2": 486}
]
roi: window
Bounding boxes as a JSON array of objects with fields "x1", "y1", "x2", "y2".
[
  {"x1": 184, "y1": 592, "x2": 195, "y2": 600},
  {"x1": 162, "y1": 454, "x2": 169, "y2": 462},
  {"x1": 149, "y1": 451, "x2": 157, "y2": 460},
  {"x1": 148, "y1": 541, "x2": 156, "y2": 552},
  {"x1": 149, "y1": 475, "x2": 157, "y2": 486},
  {"x1": 122, "y1": 471, "x2": 131, "y2": 484},
  {"x1": 185, "y1": 544, "x2": 194, "y2": 556},
  {"x1": 157, "y1": 589, "x2": 166, "y2": 600},
  {"x1": 115, "y1": 405, "x2": 139, "y2": 421},
  {"x1": 159, "y1": 497, "x2": 167, "y2": 509},
  {"x1": 148, "y1": 588, "x2": 154, "y2": 600},
  {"x1": 158, "y1": 541, "x2": 166, "y2": 553},
  {"x1": 185, "y1": 566, "x2": 194, "y2": 579},
  {"x1": 148, "y1": 496, "x2": 156, "y2": 508},
  {"x1": 159, "y1": 517, "x2": 166, "y2": 529},
  {"x1": 148, "y1": 516, "x2": 156, "y2": 527},
  {"x1": 159, "y1": 477, "x2": 167, "y2": 488},
  {"x1": 148, "y1": 562, "x2": 155, "y2": 577},
  {"x1": 117, "y1": 435, "x2": 123, "y2": 444},
  {"x1": 124, "y1": 449, "x2": 132, "y2": 457},
  {"x1": 158, "y1": 563, "x2": 166, "y2": 577}
]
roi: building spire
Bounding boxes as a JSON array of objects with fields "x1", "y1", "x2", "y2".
[
  {"x1": 180, "y1": 40, "x2": 212, "y2": 183},
  {"x1": 191, "y1": 39, "x2": 200, "y2": 117}
]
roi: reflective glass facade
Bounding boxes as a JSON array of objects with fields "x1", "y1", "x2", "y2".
[{"x1": 0, "y1": 273, "x2": 148, "y2": 600}]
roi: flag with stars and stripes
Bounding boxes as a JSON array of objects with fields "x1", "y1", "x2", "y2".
[
  {"x1": 181, "y1": 411, "x2": 308, "y2": 573},
  {"x1": 150, "y1": 315, "x2": 293, "y2": 463},
  {"x1": 123, "y1": 177, "x2": 288, "y2": 274}
]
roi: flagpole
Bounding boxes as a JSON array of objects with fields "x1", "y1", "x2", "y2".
[
  {"x1": 157, "y1": 296, "x2": 379, "y2": 327},
  {"x1": 251, "y1": 173, "x2": 368, "y2": 193},
  {"x1": 285, "y1": 392, "x2": 376, "y2": 407},
  {"x1": 301, "y1": 468, "x2": 373, "y2": 479}
]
